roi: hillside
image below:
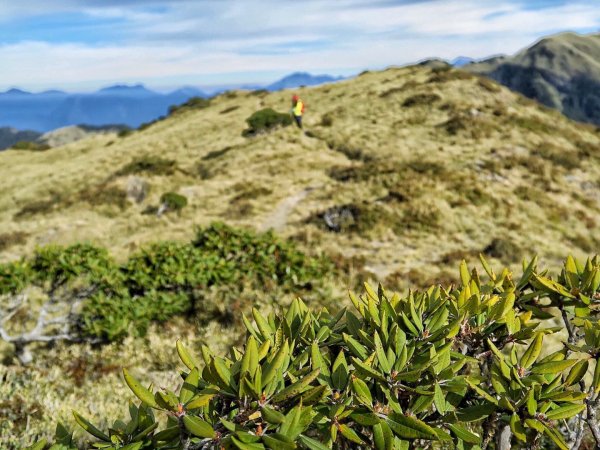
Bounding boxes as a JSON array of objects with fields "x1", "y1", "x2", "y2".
[
  {"x1": 467, "y1": 32, "x2": 600, "y2": 125},
  {"x1": 1, "y1": 64, "x2": 599, "y2": 289},
  {"x1": 0, "y1": 126, "x2": 41, "y2": 150}
]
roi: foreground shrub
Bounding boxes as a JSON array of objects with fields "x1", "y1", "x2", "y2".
[
  {"x1": 242, "y1": 108, "x2": 292, "y2": 137},
  {"x1": 0, "y1": 224, "x2": 333, "y2": 354},
  {"x1": 30, "y1": 255, "x2": 600, "y2": 449}
]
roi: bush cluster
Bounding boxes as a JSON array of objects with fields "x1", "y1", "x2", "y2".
[
  {"x1": 10, "y1": 141, "x2": 51, "y2": 151},
  {"x1": 30, "y1": 255, "x2": 600, "y2": 449},
  {"x1": 242, "y1": 108, "x2": 292, "y2": 137},
  {"x1": 0, "y1": 223, "x2": 332, "y2": 343},
  {"x1": 168, "y1": 97, "x2": 211, "y2": 116}
]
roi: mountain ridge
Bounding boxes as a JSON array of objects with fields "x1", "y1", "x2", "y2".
[{"x1": 467, "y1": 31, "x2": 600, "y2": 125}]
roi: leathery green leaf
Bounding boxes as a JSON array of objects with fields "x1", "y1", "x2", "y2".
[
  {"x1": 545, "y1": 403, "x2": 586, "y2": 420},
  {"x1": 564, "y1": 360, "x2": 589, "y2": 387},
  {"x1": 339, "y1": 424, "x2": 365, "y2": 444},
  {"x1": 176, "y1": 340, "x2": 202, "y2": 370},
  {"x1": 531, "y1": 359, "x2": 577, "y2": 374},
  {"x1": 373, "y1": 422, "x2": 393, "y2": 450},
  {"x1": 510, "y1": 413, "x2": 527, "y2": 442},
  {"x1": 183, "y1": 415, "x2": 215, "y2": 439},
  {"x1": 123, "y1": 368, "x2": 158, "y2": 408},
  {"x1": 386, "y1": 413, "x2": 438, "y2": 440},
  {"x1": 447, "y1": 424, "x2": 480, "y2": 444},
  {"x1": 520, "y1": 333, "x2": 543, "y2": 369},
  {"x1": 351, "y1": 375, "x2": 373, "y2": 407},
  {"x1": 179, "y1": 367, "x2": 199, "y2": 404},
  {"x1": 271, "y1": 369, "x2": 320, "y2": 403},
  {"x1": 374, "y1": 332, "x2": 392, "y2": 374},
  {"x1": 72, "y1": 411, "x2": 110, "y2": 442}
]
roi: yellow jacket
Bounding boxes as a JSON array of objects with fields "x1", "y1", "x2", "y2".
[{"x1": 293, "y1": 100, "x2": 304, "y2": 116}]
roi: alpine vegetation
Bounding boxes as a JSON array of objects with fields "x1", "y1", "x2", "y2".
[{"x1": 29, "y1": 255, "x2": 600, "y2": 449}]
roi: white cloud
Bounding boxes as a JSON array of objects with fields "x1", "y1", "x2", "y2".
[{"x1": 0, "y1": 0, "x2": 599, "y2": 90}]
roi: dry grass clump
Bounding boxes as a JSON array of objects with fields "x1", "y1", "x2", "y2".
[
  {"x1": 402, "y1": 93, "x2": 442, "y2": 107},
  {"x1": 202, "y1": 146, "x2": 234, "y2": 161},
  {"x1": 13, "y1": 193, "x2": 64, "y2": 219},
  {"x1": 0, "y1": 231, "x2": 28, "y2": 252},
  {"x1": 533, "y1": 142, "x2": 581, "y2": 170},
  {"x1": 77, "y1": 184, "x2": 129, "y2": 210}
]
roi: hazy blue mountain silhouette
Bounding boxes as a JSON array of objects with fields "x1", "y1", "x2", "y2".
[
  {"x1": 0, "y1": 85, "x2": 206, "y2": 132},
  {"x1": 266, "y1": 72, "x2": 344, "y2": 91},
  {"x1": 0, "y1": 73, "x2": 342, "y2": 132}
]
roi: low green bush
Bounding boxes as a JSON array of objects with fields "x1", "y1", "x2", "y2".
[
  {"x1": 31, "y1": 255, "x2": 600, "y2": 449},
  {"x1": 160, "y1": 192, "x2": 188, "y2": 213},
  {"x1": 0, "y1": 223, "x2": 333, "y2": 344},
  {"x1": 10, "y1": 141, "x2": 50, "y2": 151},
  {"x1": 402, "y1": 93, "x2": 441, "y2": 107},
  {"x1": 168, "y1": 97, "x2": 211, "y2": 116},
  {"x1": 116, "y1": 156, "x2": 177, "y2": 176},
  {"x1": 242, "y1": 108, "x2": 292, "y2": 137}
]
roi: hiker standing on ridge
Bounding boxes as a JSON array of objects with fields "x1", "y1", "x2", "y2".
[{"x1": 291, "y1": 94, "x2": 304, "y2": 129}]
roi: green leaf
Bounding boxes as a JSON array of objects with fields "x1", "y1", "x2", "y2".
[
  {"x1": 433, "y1": 384, "x2": 446, "y2": 414},
  {"x1": 455, "y1": 403, "x2": 497, "y2": 422},
  {"x1": 339, "y1": 424, "x2": 364, "y2": 444},
  {"x1": 123, "y1": 369, "x2": 158, "y2": 408},
  {"x1": 176, "y1": 340, "x2": 201, "y2": 370},
  {"x1": 232, "y1": 436, "x2": 266, "y2": 450},
  {"x1": 386, "y1": 413, "x2": 438, "y2": 440},
  {"x1": 271, "y1": 369, "x2": 320, "y2": 403},
  {"x1": 262, "y1": 433, "x2": 296, "y2": 450},
  {"x1": 331, "y1": 351, "x2": 349, "y2": 391},
  {"x1": 545, "y1": 403, "x2": 586, "y2": 420},
  {"x1": 25, "y1": 440, "x2": 47, "y2": 450},
  {"x1": 510, "y1": 413, "x2": 526, "y2": 442},
  {"x1": 186, "y1": 390, "x2": 217, "y2": 410},
  {"x1": 542, "y1": 423, "x2": 569, "y2": 450},
  {"x1": 153, "y1": 426, "x2": 180, "y2": 442},
  {"x1": 298, "y1": 434, "x2": 330, "y2": 450},
  {"x1": 261, "y1": 406, "x2": 285, "y2": 425},
  {"x1": 179, "y1": 368, "x2": 199, "y2": 404},
  {"x1": 533, "y1": 274, "x2": 574, "y2": 298},
  {"x1": 351, "y1": 376, "x2": 373, "y2": 407},
  {"x1": 447, "y1": 424, "x2": 480, "y2": 444},
  {"x1": 373, "y1": 422, "x2": 393, "y2": 450},
  {"x1": 351, "y1": 357, "x2": 386, "y2": 382},
  {"x1": 520, "y1": 333, "x2": 543, "y2": 369},
  {"x1": 459, "y1": 260, "x2": 470, "y2": 287},
  {"x1": 564, "y1": 360, "x2": 589, "y2": 387},
  {"x1": 183, "y1": 415, "x2": 215, "y2": 439},
  {"x1": 72, "y1": 411, "x2": 110, "y2": 442},
  {"x1": 531, "y1": 359, "x2": 577, "y2": 374},
  {"x1": 374, "y1": 332, "x2": 392, "y2": 374}
]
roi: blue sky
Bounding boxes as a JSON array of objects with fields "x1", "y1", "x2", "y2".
[{"x1": 0, "y1": 0, "x2": 599, "y2": 92}]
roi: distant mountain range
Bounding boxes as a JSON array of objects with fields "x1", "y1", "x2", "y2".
[
  {"x1": 466, "y1": 32, "x2": 600, "y2": 125},
  {"x1": 265, "y1": 72, "x2": 344, "y2": 91},
  {"x1": 0, "y1": 84, "x2": 206, "y2": 133},
  {"x1": 0, "y1": 127, "x2": 42, "y2": 149},
  {"x1": 0, "y1": 73, "x2": 344, "y2": 135}
]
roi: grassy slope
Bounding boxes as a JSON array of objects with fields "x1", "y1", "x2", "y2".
[
  {"x1": 1, "y1": 64, "x2": 600, "y2": 447},
  {"x1": 1, "y1": 65, "x2": 599, "y2": 285}
]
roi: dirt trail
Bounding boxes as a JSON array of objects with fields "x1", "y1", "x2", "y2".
[{"x1": 261, "y1": 187, "x2": 315, "y2": 232}]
